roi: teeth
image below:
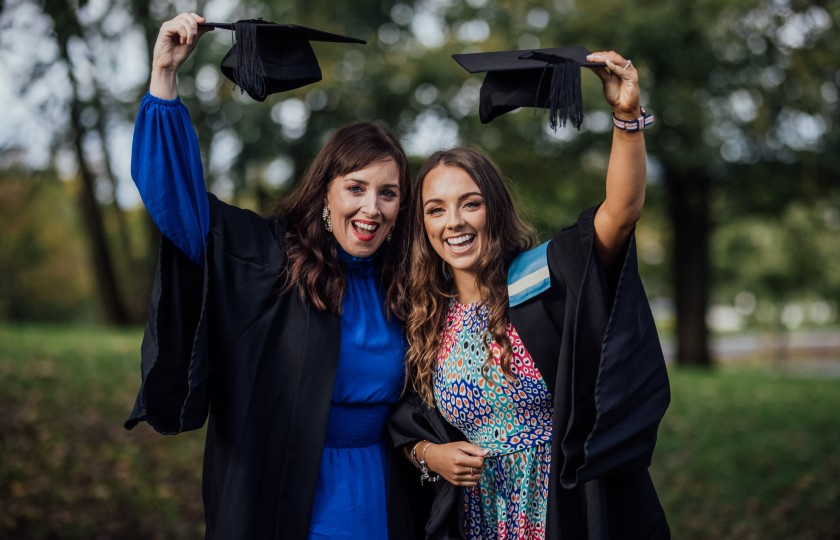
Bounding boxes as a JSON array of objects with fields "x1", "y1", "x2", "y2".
[
  {"x1": 447, "y1": 235, "x2": 474, "y2": 245},
  {"x1": 354, "y1": 222, "x2": 378, "y2": 231}
]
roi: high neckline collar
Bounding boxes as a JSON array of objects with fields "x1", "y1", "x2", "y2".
[{"x1": 337, "y1": 245, "x2": 376, "y2": 273}]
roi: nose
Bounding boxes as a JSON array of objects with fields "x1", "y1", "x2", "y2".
[
  {"x1": 361, "y1": 191, "x2": 382, "y2": 218},
  {"x1": 445, "y1": 208, "x2": 465, "y2": 230}
]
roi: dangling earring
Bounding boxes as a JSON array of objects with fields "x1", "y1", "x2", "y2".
[{"x1": 322, "y1": 206, "x2": 333, "y2": 233}]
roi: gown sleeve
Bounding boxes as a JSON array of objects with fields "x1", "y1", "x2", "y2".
[
  {"x1": 550, "y1": 206, "x2": 670, "y2": 489},
  {"x1": 131, "y1": 92, "x2": 210, "y2": 265},
  {"x1": 124, "y1": 231, "x2": 210, "y2": 434}
]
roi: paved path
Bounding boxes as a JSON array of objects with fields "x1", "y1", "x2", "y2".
[{"x1": 661, "y1": 328, "x2": 840, "y2": 376}]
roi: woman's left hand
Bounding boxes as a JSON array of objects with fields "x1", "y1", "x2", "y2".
[{"x1": 586, "y1": 50, "x2": 641, "y2": 119}]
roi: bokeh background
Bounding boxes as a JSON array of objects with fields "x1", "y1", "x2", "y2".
[{"x1": 1, "y1": 0, "x2": 838, "y2": 538}]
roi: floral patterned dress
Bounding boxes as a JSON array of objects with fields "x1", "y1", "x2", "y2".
[{"x1": 433, "y1": 300, "x2": 554, "y2": 539}]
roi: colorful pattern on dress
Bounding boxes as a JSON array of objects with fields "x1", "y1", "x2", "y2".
[{"x1": 433, "y1": 300, "x2": 554, "y2": 540}]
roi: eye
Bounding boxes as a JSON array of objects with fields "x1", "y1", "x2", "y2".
[
  {"x1": 380, "y1": 188, "x2": 398, "y2": 199},
  {"x1": 347, "y1": 184, "x2": 364, "y2": 194},
  {"x1": 464, "y1": 199, "x2": 483, "y2": 209},
  {"x1": 425, "y1": 206, "x2": 444, "y2": 216}
]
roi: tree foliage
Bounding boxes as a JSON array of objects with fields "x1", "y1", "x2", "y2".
[{"x1": 0, "y1": 0, "x2": 837, "y2": 359}]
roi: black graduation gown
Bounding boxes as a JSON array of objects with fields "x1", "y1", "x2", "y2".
[
  {"x1": 125, "y1": 195, "x2": 349, "y2": 539},
  {"x1": 388, "y1": 207, "x2": 671, "y2": 540}
]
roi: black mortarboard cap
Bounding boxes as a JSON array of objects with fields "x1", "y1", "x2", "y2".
[
  {"x1": 453, "y1": 46, "x2": 604, "y2": 130},
  {"x1": 200, "y1": 19, "x2": 366, "y2": 102}
]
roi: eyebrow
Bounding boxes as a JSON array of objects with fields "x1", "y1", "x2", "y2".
[
  {"x1": 423, "y1": 191, "x2": 483, "y2": 207},
  {"x1": 342, "y1": 177, "x2": 400, "y2": 190}
]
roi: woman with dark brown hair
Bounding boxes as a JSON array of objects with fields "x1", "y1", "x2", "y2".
[
  {"x1": 124, "y1": 12, "x2": 411, "y2": 540},
  {"x1": 390, "y1": 50, "x2": 670, "y2": 539}
]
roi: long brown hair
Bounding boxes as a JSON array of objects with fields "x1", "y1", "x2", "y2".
[
  {"x1": 405, "y1": 147, "x2": 539, "y2": 406},
  {"x1": 274, "y1": 122, "x2": 411, "y2": 318}
]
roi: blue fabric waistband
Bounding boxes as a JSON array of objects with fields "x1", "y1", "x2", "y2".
[{"x1": 323, "y1": 403, "x2": 391, "y2": 449}]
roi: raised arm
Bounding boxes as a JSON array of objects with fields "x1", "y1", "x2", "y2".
[
  {"x1": 150, "y1": 12, "x2": 212, "y2": 99},
  {"x1": 131, "y1": 13, "x2": 214, "y2": 265},
  {"x1": 585, "y1": 51, "x2": 648, "y2": 269}
]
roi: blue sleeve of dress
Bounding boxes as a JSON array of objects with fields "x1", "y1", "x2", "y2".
[{"x1": 131, "y1": 92, "x2": 209, "y2": 265}]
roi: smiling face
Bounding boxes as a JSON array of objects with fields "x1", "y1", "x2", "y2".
[
  {"x1": 421, "y1": 164, "x2": 487, "y2": 287},
  {"x1": 324, "y1": 158, "x2": 402, "y2": 258}
]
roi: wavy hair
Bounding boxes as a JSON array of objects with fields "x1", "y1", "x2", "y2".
[
  {"x1": 404, "y1": 147, "x2": 539, "y2": 406},
  {"x1": 273, "y1": 122, "x2": 412, "y2": 318}
]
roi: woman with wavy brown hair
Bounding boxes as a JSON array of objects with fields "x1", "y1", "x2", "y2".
[
  {"x1": 402, "y1": 148, "x2": 539, "y2": 409},
  {"x1": 124, "y1": 12, "x2": 412, "y2": 540},
  {"x1": 390, "y1": 49, "x2": 671, "y2": 539}
]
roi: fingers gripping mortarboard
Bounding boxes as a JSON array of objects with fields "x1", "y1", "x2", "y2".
[
  {"x1": 200, "y1": 20, "x2": 366, "y2": 102},
  {"x1": 452, "y1": 46, "x2": 605, "y2": 130}
]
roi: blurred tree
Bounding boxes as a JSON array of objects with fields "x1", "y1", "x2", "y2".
[
  {"x1": 2, "y1": 0, "x2": 164, "y2": 323},
  {"x1": 713, "y1": 196, "x2": 840, "y2": 331},
  {"x1": 1, "y1": 0, "x2": 837, "y2": 355},
  {"x1": 0, "y1": 170, "x2": 95, "y2": 320},
  {"x1": 636, "y1": 0, "x2": 838, "y2": 363},
  {"x1": 40, "y1": 0, "x2": 131, "y2": 324},
  {"x1": 419, "y1": 0, "x2": 839, "y2": 366}
]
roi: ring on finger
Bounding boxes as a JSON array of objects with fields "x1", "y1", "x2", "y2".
[
  {"x1": 624, "y1": 60, "x2": 633, "y2": 70},
  {"x1": 469, "y1": 467, "x2": 474, "y2": 476}
]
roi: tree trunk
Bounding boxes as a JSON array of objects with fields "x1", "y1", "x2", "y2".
[
  {"x1": 47, "y1": 0, "x2": 131, "y2": 324},
  {"x1": 69, "y1": 100, "x2": 130, "y2": 325},
  {"x1": 666, "y1": 171, "x2": 712, "y2": 366}
]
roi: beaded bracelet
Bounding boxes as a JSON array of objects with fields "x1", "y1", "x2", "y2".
[
  {"x1": 418, "y1": 442, "x2": 441, "y2": 485},
  {"x1": 612, "y1": 107, "x2": 654, "y2": 132}
]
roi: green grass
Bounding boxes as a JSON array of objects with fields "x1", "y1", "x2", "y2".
[
  {"x1": 652, "y1": 366, "x2": 840, "y2": 539},
  {"x1": 0, "y1": 324, "x2": 205, "y2": 539},
  {"x1": 0, "y1": 324, "x2": 838, "y2": 539}
]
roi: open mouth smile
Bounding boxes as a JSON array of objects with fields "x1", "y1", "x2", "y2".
[
  {"x1": 446, "y1": 234, "x2": 475, "y2": 253},
  {"x1": 352, "y1": 220, "x2": 380, "y2": 241}
]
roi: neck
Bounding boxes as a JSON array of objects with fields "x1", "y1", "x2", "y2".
[{"x1": 451, "y1": 269, "x2": 481, "y2": 304}]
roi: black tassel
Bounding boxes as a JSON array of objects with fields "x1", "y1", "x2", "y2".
[
  {"x1": 232, "y1": 19, "x2": 267, "y2": 101},
  {"x1": 522, "y1": 52, "x2": 584, "y2": 131},
  {"x1": 548, "y1": 58, "x2": 583, "y2": 130}
]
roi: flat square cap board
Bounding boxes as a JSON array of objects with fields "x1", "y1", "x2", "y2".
[
  {"x1": 200, "y1": 19, "x2": 366, "y2": 102},
  {"x1": 452, "y1": 46, "x2": 605, "y2": 130}
]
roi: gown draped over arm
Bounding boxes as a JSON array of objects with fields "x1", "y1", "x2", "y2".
[{"x1": 545, "y1": 208, "x2": 670, "y2": 489}]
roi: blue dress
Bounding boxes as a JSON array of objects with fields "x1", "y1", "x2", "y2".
[{"x1": 132, "y1": 92, "x2": 404, "y2": 539}]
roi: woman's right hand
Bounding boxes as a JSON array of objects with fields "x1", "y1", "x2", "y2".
[
  {"x1": 423, "y1": 441, "x2": 488, "y2": 487},
  {"x1": 150, "y1": 12, "x2": 212, "y2": 99}
]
